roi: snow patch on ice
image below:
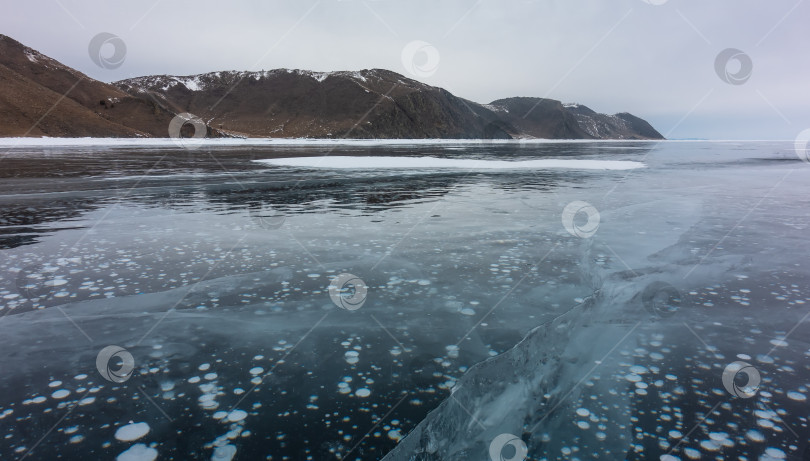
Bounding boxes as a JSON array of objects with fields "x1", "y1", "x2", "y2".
[{"x1": 255, "y1": 156, "x2": 645, "y2": 171}]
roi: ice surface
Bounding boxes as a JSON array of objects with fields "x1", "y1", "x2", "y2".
[
  {"x1": 381, "y1": 271, "x2": 648, "y2": 460},
  {"x1": 377, "y1": 142, "x2": 810, "y2": 459},
  {"x1": 2, "y1": 141, "x2": 810, "y2": 460}
]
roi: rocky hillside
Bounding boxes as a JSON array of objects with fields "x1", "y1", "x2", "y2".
[
  {"x1": 115, "y1": 69, "x2": 515, "y2": 139},
  {"x1": 484, "y1": 97, "x2": 664, "y2": 140},
  {"x1": 117, "y1": 70, "x2": 663, "y2": 140},
  {"x1": 0, "y1": 34, "x2": 663, "y2": 140},
  {"x1": 0, "y1": 34, "x2": 179, "y2": 138}
]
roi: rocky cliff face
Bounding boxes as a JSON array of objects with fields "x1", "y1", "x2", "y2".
[{"x1": 0, "y1": 34, "x2": 663, "y2": 140}]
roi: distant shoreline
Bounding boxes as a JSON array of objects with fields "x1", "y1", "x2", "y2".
[{"x1": 0, "y1": 138, "x2": 785, "y2": 147}]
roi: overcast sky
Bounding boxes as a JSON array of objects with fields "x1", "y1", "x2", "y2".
[{"x1": 3, "y1": 0, "x2": 807, "y2": 139}]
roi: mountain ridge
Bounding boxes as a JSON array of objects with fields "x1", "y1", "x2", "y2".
[{"x1": 0, "y1": 34, "x2": 664, "y2": 140}]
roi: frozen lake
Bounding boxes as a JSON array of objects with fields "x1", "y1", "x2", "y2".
[{"x1": 0, "y1": 141, "x2": 808, "y2": 460}]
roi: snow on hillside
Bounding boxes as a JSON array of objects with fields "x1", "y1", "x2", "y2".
[{"x1": 118, "y1": 69, "x2": 379, "y2": 93}]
